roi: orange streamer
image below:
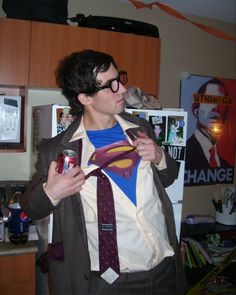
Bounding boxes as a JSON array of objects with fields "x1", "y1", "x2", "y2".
[{"x1": 128, "y1": 0, "x2": 236, "y2": 42}]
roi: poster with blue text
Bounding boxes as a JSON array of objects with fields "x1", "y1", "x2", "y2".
[{"x1": 180, "y1": 75, "x2": 236, "y2": 186}]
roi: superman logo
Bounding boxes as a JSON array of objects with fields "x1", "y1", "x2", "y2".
[{"x1": 89, "y1": 140, "x2": 140, "y2": 178}]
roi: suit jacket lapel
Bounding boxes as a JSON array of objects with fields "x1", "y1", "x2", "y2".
[
  {"x1": 58, "y1": 115, "x2": 89, "y2": 248},
  {"x1": 71, "y1": 194, "x2": 89, "y2": 249},
  {"x1": 57, "y1": 112, "x2": 146, "y2": 250}
]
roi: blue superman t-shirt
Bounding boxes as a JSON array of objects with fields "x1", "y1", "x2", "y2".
[{"x1": 86, "y1": 124, "x2": 140, "y2": 205}]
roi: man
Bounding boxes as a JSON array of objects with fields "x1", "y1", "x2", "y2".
[
  {"x1": 185, "y1": 78, "x2": 231, "y2": 171},
  {"x1": 57, "y1": 111, "x2": 67, "y2": 134},
  {"x1": 21, "y1": 50, "x2": 186, "y2": 295}
]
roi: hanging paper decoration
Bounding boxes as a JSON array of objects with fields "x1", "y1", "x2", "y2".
[{"x1": 128, "y1": 0, "x2": 236, "y2": 42}]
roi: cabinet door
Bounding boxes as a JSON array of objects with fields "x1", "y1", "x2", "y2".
[
  {"x1": 0, "y1": 253, "x2": 35, "y2": 295},
  {"x1": 99, "y1": 30, "x2": 160, "y2": 96},
  {"x1": 0, "y1": 18, "x2": 31, "y2": 86},
  {"x1": 29, "y1": 22, "x2": 99, "y2": 88}
]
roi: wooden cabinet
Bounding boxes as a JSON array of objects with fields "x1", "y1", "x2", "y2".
[
  {"x1": 29, "y1": 21, "x2": 160, "y2": 94},
  {"x1": 0, "y1": 18, "x2": 31, "y2": 86},
  {"x1": 0, "y1": 18, "x2": 30, "y2": 152},
  {"x1": 99, "y1": 30, "x2": 160, "y2": 95},
  {"x1": 0, "y1": 253, "x2": 36, "y2": 295},
  {"x1": 29, "y1": 22, "x2": 99, "y2": 88},
  {"x1": 0, "y1": 18, "x2": 160, "y2": 150},
  {"x1": 0, "y1": 18, "x2": 160, "y2": 93}
]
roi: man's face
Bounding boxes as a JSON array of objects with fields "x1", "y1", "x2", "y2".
[
  {"x1": 195, "y1": 83, "x2": 228, "y2": 140},
  {"x1": 67, "y1": 114, "x2": 74, "y2": 123},
  {"x1": 198, "y1": 103, "x2": 222, "y2": 127},
  {"x1": 154, "y1": 125, "x2": 161, "y2": 137},
  {"x1": 60, "y1": 114, "x2": 67, "y2": 124},
  {"x1": 88, "y1": 63, "x2": 127, "y2": 116}
]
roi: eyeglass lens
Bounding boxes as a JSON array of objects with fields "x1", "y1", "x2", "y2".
[
  {"x1": 110, "y1": 71, "x2": 128, "y2": 93},
  {"x1": 93, "y1": 71, "x2": 128, "y2": 94}
]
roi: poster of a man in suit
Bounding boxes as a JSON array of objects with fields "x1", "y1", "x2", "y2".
[{"x1": 181, "y1": 75, "x2": 236, "y2": 186}]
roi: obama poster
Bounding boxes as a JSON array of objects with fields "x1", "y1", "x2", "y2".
[{"x1": 181, "y1": 75, "x2": 236, "y2": 186}]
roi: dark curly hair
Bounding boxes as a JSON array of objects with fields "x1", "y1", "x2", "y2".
[{"x1": 55, "y1": 49, "x2": 117, "y2": 116}]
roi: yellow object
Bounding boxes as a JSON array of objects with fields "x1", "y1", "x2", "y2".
[{"x1": 187, "y1": 247, "x2": 236, "y2": 295}]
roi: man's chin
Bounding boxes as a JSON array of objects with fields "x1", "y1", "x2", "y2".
[{"x1": 116, "y1": 106, "x2": 126, "y2": 114}]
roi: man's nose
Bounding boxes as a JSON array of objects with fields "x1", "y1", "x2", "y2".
[{"x1": 119, "y1": 82, "x2": 127, "y2": 93}]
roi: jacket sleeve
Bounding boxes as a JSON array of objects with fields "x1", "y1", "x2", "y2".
[
  {"x1": 139, "y1": 116, "x2": 179, "y2": 188},
  {"x1": 154, "y1": 151, "x2": 179, "y2": 188},
  {"x1": 20, "y1": 138, "x2": 60, "y2": 221}
]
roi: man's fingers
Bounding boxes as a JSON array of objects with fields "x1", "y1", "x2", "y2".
[{"x1": 48, "y1": 161, "x2": 58, "y2": 176}]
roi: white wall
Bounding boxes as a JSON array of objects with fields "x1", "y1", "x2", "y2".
[
  {"x1": 0, "y1": 89, "x2": 67, "y2": 180},
  {"x1": 0, "y1": 0, "x2": 235, "y2": 219}
]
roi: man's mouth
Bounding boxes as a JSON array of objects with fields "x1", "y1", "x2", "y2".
[
  {"x1": 117, "y1": 97, "x2": 125, "y2": 105},
  {"x1": 208, "y1": 114, "x2": 220, "y2": 121}
]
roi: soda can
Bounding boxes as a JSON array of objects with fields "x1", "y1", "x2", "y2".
[{"x1": 57, "y1": 149, "x2": 78, "y2": 174}]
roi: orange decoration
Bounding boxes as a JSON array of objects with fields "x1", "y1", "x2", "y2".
[{"x1": 128, "y1": 0, "x2": 236, "y2": 42}]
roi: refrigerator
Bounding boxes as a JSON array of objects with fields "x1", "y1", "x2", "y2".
[
  {"x1": 32, "y1": 104, "x2": 72, "y2": 146},
  {"x1": 125, "y1": 108, "x2": 188, "y2": 239}
]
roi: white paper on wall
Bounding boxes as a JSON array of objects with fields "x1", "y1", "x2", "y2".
[{"x1": 125, "y1": 108, "x2": 188, "y2": 238}]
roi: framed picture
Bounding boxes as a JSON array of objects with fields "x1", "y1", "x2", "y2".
[
  {"x1": 0, "y1": 95, "x2": 25, "y2": 151},
  {"x1": 180, "y1": 74, "x2": 236, "y2": 186}
]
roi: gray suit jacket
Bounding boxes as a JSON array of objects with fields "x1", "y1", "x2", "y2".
[{"x1": 21, "y1": 112, "x2": 186, "y2": 295}]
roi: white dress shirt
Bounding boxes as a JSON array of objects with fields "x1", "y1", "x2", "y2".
[{"x1": 70, "y1": 115, "x2": 174, "y2": 272}]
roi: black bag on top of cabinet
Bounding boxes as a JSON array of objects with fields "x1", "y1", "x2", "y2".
[
  {"x1": 68, "y1": 14, "x2": 159, "y2": 38},
  {"x1": 2, "y1": 0, "x2": 68, "y2": 24}
]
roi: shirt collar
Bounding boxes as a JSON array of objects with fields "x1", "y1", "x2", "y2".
[
  {"x1": 70, "y1": 114, "x2": 139, "y2": 143},
  {"x1": 195, "y1": 129, "x2": 215, "y2": 150},
  {"x1": 70, "y1": 116, "x2": 87, "y2": 142},
  {"x1": 114, "y1": 114, "x2": 139, "y2": 131},
  {"x1": 194, "y1": 129, "x2": 220, "y2": 163}
]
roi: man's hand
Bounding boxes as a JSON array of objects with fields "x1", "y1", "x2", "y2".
[
  {"x1": 44, "y1": 161, "x2": 85, "y2": 202},
  {"x1": 133, "y1": 131, "x2": 163, "y2": 164}
]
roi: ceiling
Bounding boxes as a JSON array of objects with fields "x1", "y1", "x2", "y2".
[{"x1": 126, "y1": 0, "x2": 236, "y2": 24}]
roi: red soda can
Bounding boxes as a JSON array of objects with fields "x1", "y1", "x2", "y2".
[{"x1": 57, "y1": 149, "x2": 78, "y2": 174}]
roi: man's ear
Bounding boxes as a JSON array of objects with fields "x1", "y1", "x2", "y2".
[
  {"x1": 192, "y1": 104, "x2": 199, "y2": 118},
  {"x1": 193, "y1": 108, "x2": 199, "y2": 117},
  {"x1": 78, "y1": 93, "x2": 92, "y2": 106}
]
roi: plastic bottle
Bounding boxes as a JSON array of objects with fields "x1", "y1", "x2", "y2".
[{"x1": 8, "y1": 188, "x2": 29, "y2": 245}]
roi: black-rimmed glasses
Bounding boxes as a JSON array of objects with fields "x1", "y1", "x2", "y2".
[{"x1": 94, "y1": 71, "x2": 128, "y2": 93}]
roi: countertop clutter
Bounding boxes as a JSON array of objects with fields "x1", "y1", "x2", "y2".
[
  {"x1": 0, "y1": 225, "x2": 38, "y2": 256},
  {"x1": 181, "y1": 222, "x2": 236, "y2": 294},
  {"x1": 0, "y1": 180, "x2": 38, "y2": 255},
  {"x1": 0, "y1": 181, "x2": 39, "y2": 294}
]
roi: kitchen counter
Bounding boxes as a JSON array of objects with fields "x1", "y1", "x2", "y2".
[
  {"x1": 0, "y1": 240, "x2": 38, "y2": 256},
  {"x1": 0, "y1": 225, "x2": 38, "y2": 256}
]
